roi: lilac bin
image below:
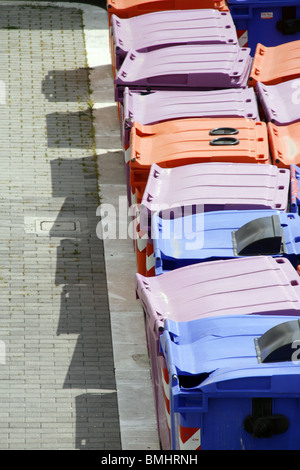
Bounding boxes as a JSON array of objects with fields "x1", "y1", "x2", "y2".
[
  {"x1": 139, "y1": 162, "x2": 290, "y2": 235},
  {"x1": 135, "y1": 256, "x2": 300, "y2": 449},
  {"x1": 256, "y1": 79, "x2": 300, "y2": 125},
  {"x1": 114, "y1": 44, "x2": 252, "y2": 104},
  {"x1": 111, "y1": 9, "x2": 238, "y2": 71}
]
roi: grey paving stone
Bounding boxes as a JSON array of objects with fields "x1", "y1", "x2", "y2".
[{"x1": 0, "y1": 3, "x2": 121, "y2": 450}]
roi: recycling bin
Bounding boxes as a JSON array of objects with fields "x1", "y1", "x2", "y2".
[
  {"x1": 160, "y1": 314, "x2": 300, "y2": 449},
  {"x1": 121, "y1": 87, "x2": 259, "y2": 153},
  {"x1": 151, "y1": 208, "x2": 300, "y2": 274},
  {"x1": 249, "y1": 40, "x2": 300, "y2": 87},
  {"x1": 110, "y1": 9, "x2": 238, "y2": 76},
  {"x1": 106, "y1": 0, "x2": 230, "y2": 25},
  {"x1": 135, "y1": 161, "x2": 290, "y2": 277},
  {"x1": 129, "y1": 118, "x2": 270, "y2": 206},
  {"x1": 268, "y1": 121, "x2": 300, "y2": 167},
  {"x1": 135, "y1": 256, "x2": 300, "y2": 449},
  {"x1": 228, "y1": 0, "x2": 300, "y2": 53},
  {"x1": 114, "y1": 43, "x2": 252, "y2": 104},
  {"x1": 140, "y1": 162, "x2": 290, "y2": 235},
  {"x1": 256, "y1": 78, "x2": 300, "y2": 124}
]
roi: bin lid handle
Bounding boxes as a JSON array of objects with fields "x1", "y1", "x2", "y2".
[
  {"x1": 277, "y1": 16, "x2": 300, "y2": 35},
  {"x1": 209, "y1": 137, "x2": 239, "y2": 146},
  {"x1": 209, "y1": 127, "x2": 239, "y2": 136}
]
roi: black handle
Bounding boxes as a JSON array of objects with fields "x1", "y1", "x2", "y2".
[
  {"x1": 209, "y1": 127, "x2": 239, "y2": 136},
  {"x1": 277, "y1": 6, "x2": 300, "y2": 34},
  {"x1": 209, "y1": 137, "x2": 239, "y2": 146},
  {"x1": 244, "y1": 398, "x2": 289, "y2": 438},
  {"x1": 277, "y1": 18, "x2": 300, "y2": 34}
]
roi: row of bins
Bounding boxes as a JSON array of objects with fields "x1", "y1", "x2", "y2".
[{"x1": 106, "y1": 0, "x2": 300, "y2": 450}]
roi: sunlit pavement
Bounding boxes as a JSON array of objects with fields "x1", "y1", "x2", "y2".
[{"x1": 0, "y1": 1, "x2": 159, "y2": 450}]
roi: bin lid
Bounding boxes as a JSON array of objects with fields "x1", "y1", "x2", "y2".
[
  {"x1": 135, "y1": 256, "x2": 300, "y2": 332},
  {"x1": 107, "y1": 0, "x2": 229, "y2": 17},
  {"x1": 151, "y1": 209, "x2": 300, "y2": 273},
  {"x1": 111, "y1": 10, "x2": 237, "y2": 57},
  {"x1": 140, "y1": 162, "x2": 289, "y2": 224},
  {"x1": 115, "y1": 44, "x2": 252, "y2": 90},
  {"x1": 123, "y1": 88, "x2": 259, "y2": 133},
  {"x1": 268, "y1": 121, "x2": 300, "y2": 168},
  {"x1": 249, "y1": 41, "x2": 300, "y2": 88},
  {"x1": 256, "y1": 79, "x2": 300, "y2": 125},
  {"x1": 160, "y1": 314, "x2": 300, "y2": 393},
  {"x1": 129, "y1": 118, "x2": 269, "y2": 171}
]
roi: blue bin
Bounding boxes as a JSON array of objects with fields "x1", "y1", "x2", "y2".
[
  {"x1": 228, "y1": 0, "x2": 300, "y2": 53},
  {"x1": 160, "y1": 314, "x2": 300, "y2": 450},
  {"x1": 151, "y1": 208, "x2": 300, "y2": 274}
]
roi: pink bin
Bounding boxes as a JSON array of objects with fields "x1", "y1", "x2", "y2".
[{"x1": 135, "y1": 256, "x2": 300, "y2": 449}]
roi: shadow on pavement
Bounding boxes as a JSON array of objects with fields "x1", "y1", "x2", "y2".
[
  {"x1": 75, "y1": 393, "x2": 121, "y2": 450},
  {"x1": 50, "y1": 156, "x2": 121, "y2": 449}
]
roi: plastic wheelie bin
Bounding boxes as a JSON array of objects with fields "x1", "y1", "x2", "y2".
[
  {"x1": 228, "y1": 0, "x2": 300, "y2": 52},
  {"x1": 110, "y1": 9, "x2": 237, "y2": 76},
  {"x1": 121, "y1": 87, "x2": 259, "y2": 153},
  {"x1": 140, "y1": 162, "x2": 290, "y2": 231},
  {"x1": 268, "y1": 121, "x2": 300, "y2": 168},
  {"x1": 129, "y1": 118, "x2": 270, "y2": 206},
  {"x1": 114, "y1": 43, "x2": 252, "y2": 104},
  {"x1": 256, "y1": 78, "x2": 300, "y2": 124},
  {"x1": 249, "y1": 40, "x2": 300, "y2": 87},
  {"x1": 106, "y1": 0, "x2": 229, "y2": 25},
  {"x1": 134, "y1": 162, "x2": 290, "y2": 276},
  {"x1": 151, "y1": 207, "x2": 300, "y2": 274},
  {"x1": 135, "y1": 255, "x2": 300, "y2": 449},
  {"x1": 160, "y1": 313, "x2": 300, "y2": 449}
]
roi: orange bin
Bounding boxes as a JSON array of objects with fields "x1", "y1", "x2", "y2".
[
  {"x1": 268, "y1": 121, "x2": 300, "y2": 168},
  {"x1": 249, "y1": 41, "x2": 300, "y2": 88},
  {"x1": 129, "y1": 118, "x2": 270, "y2": 204},
  {"x1": 107, "y1": 0, "x2": 229, "y2": 24}
]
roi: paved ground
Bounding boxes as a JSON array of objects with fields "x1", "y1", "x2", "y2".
[{"x1": 0, "y1": 1, "x2": 158, "y2": 450}]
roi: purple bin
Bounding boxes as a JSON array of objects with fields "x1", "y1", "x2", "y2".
[
  {"x1": 114, "y1": 43, "x2": 252, "y2": 104},
  {"x1": 111, "y1": 9, "x2": 238, "y2": 71},
  {"x1": 256, "y1": 79, "x2": 300, "y2": 125},
  {"x1": 121, "y1": 87, "x2": 259, "y2": 151},
  {"x1": 139, "y1": 162, "x2": 290, "y2": 234},
  {"x1": 135, "y1": 255, "x2": 300, "y2": 449}
]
